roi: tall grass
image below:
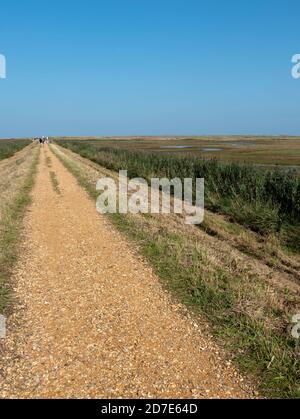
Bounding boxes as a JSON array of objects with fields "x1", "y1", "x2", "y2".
[
  {"x1": 0, "y1": 140, "x2": 31, "y2": 161},
  {"x1": 59, "y1": 141, "x2": 300, "y2": 249}
]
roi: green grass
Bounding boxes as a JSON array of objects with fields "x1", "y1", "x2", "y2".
[
  {"x1": 0, "y1": 139, "x2": 31, "y2": 161},
  {"x1": 52, "y1": 145, "x2": 300, "y2": 399},
  {"x1": 50, "y1": 171, "x2": 61, "y2": 195},
  {"x1": 0, "y1": 148, "x2": 39, "y2": 314},
  {"x1": 58, "y1": 140, "x2": 300, "y2": 252}
]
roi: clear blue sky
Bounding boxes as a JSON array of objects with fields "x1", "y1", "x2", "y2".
[{"x1": 0, "y1": 0, "x2": 300, "y2": 137}]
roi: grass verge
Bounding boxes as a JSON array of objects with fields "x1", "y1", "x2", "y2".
[
  {"x1": 50, "y1": 171, "x2": 61, "y2": 195},
  {"x1": 0, "y1": 140, "x2": 31, "y2": 161},
  {"x1": 51, "y1": 145, "x2": 300, "y2": 399},
  {"x1": 0, "y1": 148, "x2": 39, "y2": 314}
]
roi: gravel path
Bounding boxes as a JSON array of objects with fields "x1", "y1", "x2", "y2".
[{"x1": 0, "y1": 146, "x2": 255, "y2": 399}]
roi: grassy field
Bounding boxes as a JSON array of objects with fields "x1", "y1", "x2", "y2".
[
  {"x1": 0, "y1": 139, "x2": 31, "y2": 161},
  {"x1": 58, "y1": 140, "x2": 300, "y2": 253},
  {"x1": 54, "y1": 136, "x2": 300, "y2": 166},
  {"x1": 52, "y1": 144, "x2": 300, "y2": 399},
  {"x1": 0, "y1": 144, "x2": 39, "y2": 314}
]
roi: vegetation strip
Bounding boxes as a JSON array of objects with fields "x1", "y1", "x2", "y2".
[
  {"x1": 0, "y1": 147, "x2": 39, "y2": 314},
  {"x1": 0, "y1": 140, "x2": 31, "y2": 162},
  {"x1": 58, "y1": 141, "x2": 300, "y2": 253},
  {"x1": 50, "y1": 171, "x2": 61, "y2": 195},
  {"x1": 52, "y1": 145, "x2": 300, "y2": 399}
]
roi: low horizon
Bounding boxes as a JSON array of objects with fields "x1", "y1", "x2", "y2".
[{"x1": 1, "y1": 134, "x2": 300, "y2": 140}]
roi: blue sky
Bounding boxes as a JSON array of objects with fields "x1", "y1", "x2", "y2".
[{"x1": 0, "y1": 0, "x2": 300, "y2": 137}]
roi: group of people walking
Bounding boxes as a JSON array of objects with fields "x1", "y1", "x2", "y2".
[{"x1": 35, "y1": 136, "x2": 51, "y2": 145}]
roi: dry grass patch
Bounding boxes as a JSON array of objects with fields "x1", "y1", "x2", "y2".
[{"x1": 0, "y1": 145, "x2": 39, "y2": 314}]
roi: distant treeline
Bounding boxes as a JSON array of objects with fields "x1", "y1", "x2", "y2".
[{"x1": 60, "y1": 141, "x2": 300, "y2": 250}]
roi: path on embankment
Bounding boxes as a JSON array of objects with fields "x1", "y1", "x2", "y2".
[{"x1": 0, "y1": 145, "x2": 254, "y2": 398}]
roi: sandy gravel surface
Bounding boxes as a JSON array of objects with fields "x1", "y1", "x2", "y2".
[{"x1": 0, "y1": 146, "x2": 255, "y2": 399}]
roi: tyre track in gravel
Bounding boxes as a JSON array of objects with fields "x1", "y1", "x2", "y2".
[{"x1": 0, "y1": 145, "x2": 255, "y2": 399}]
